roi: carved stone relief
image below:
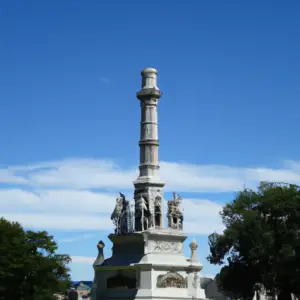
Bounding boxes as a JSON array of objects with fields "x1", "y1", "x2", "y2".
[
  {"x1": 156, "y1": 272, "x2": 188, "y2": 288},
  {"x1": 153, "y1": 241, "x2": 182, "y2": 253}
]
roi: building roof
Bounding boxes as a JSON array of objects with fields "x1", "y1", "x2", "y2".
[
  {"x1": 77, "y1": 285, "x2": 90, "y2": 291},
  {"x1": 72, "y1": 281, "x2": 93, "y2": 289}
]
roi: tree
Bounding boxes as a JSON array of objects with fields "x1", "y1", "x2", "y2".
[
  {"x1": 0, "y1": 218, "x2": 72, "y2": 300},
  {"x1": 207, "y1": 182, "x2": 300, "y2": 300},
  {"x1": 57, "y1": 279, "x2": 72, "y2": 294}
]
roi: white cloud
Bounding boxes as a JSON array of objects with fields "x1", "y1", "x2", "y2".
[
  {"x1": 182, "y1": 199, "x2": 224, "y2": 234},
  {"x1": 0, "y1": 189, "x2": 223, "y2": 234},
  {"x1": 160, "y1": 162, "x2": 244, "y2": 192},
  {"x1": 3, "y1": 158, "x2": 299, "y2": 281},
  {"x1": 0, "y1": 188, "x2": 117, "y2": 214},
  {"x1": 1, "y1": 158, "x2": 300, "y2": 234},
  {"x1": 8, "y1": 159, "x2": 137, "y2": 190},
  {"x1": 0, "y1": 169, "x2": 29, "y2": 185},
  {"x1": 201, "y1": 274, "x2": 215, "y2": 279},
  {"x1": 71, "y1": 256, "x2": 95, "y2": 264},
  {"x1": 59, "y1": 233, "x2": 97, "y2": 244},
  {"x1": 2, "y1": 212, "x2": 114, "y2": 231},
  {"x1": 3, "y1": 158, "x2": 300, "y2": 192}
]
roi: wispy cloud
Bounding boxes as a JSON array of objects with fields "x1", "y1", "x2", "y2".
[
  {"x1": 2, "y1": 158, "x2": 300, "y2": 192},
  {"x1": 59, "y1": 233, "x2": 97, "y2": 244},
  {"x1": 1, "y1": 158, "x2": 300, "y2": 234},
  {"x1": 99, "y1": 77, "x2": 110, "y2": 84},
  {"x1": 71, "y1": 256, "x2": 95, "y2": 264}
]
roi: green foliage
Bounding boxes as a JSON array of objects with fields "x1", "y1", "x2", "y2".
[
  {"x1": 0, "y1": 218, "x2": 71, "y2": 300},
  {"x1": 57, "y1": 279, "x2": 72, "y2": 293},
  {"x1": 207, "y1": 182, "x2": 300, "y2": 299}
]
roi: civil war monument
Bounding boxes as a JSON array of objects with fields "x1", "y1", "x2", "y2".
[{"x1": 92, "y1": 68, "x2": 206, "y2": 300}]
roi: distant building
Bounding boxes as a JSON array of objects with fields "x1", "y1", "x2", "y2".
[
  {"x1": 200, "y1": 277, "x2": 230, "y2": 300},
  {"x1": 72, "y1": 281, "x2": 93, "y2": 289},
  {"x1": 200, "y1": 277, "x2": 299, "y2": 300},
  {"x1": 75, "y1": 282, "x2": 91, "y2": 298}
]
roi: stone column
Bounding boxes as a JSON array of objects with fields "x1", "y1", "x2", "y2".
[
  {"x1": 133, "y1": 68, "x2": 165, "y2": 230},
  {"x1": 137, "y1": 68, "x2": 161, "y2": 179}
]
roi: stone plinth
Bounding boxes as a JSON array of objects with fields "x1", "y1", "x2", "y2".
[{"x1": 93, "y1": 229, "x2": 205, "y2": 300}]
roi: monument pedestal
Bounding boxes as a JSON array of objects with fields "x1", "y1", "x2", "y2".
[{"x1": 93, "y1": 229, "x2": 205, "y2": 300}]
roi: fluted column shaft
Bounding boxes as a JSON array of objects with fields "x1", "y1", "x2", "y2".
[
  {"x1": 136, "y1": 68, "x2": 162, "y2": 181},
  {"x1": 139, "y1": 100, "x2": 159, "y2": 178}
]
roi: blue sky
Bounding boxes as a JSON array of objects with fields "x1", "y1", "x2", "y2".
[{"x1": 1, "y1": 0, "x2": 300, "y2": 281}]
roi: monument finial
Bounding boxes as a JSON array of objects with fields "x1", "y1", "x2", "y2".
[
  {"x1": 141, "y1": 68, "x2": 159, "y2": 90},
  {"x1": 93, "y1": 240, "x2": 105, "y2": 266},
  {"x1": 189, "y1": 239, "x2": 198, "y2": 261}
]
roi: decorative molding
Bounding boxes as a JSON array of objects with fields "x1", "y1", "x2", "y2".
[
  {"x1": 156, "y1": 272, "x2": 187, "y2": 288},
  {"x1": 153, "y1": 241, "x2": 182, "y2": 253}
]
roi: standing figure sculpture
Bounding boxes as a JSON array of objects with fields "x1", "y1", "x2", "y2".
[
  {"x1": 167, "y1": 192, "x2": 184, "y2": 230},
  {"x1": 148, "y1": 198, "x2": 155, "y2": 229},
  {"x1": 111, "y1": 195, "x2": 123, "y2": 234},
  {"x1": 120, "y1": 192, "x2": 130, "y2": 234},
  {"x1": 154, "y1": 195, "x2": 162, "y2": 227},
  {"x1": 111, "y1": 192, "x2": 130, "y2": 235},
  {"x1": 173, "y1": 192, "x2": 181, "y2": 201},
  {"x1": 135, "y1": 194, "x2": 149, "y2": 231}
]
